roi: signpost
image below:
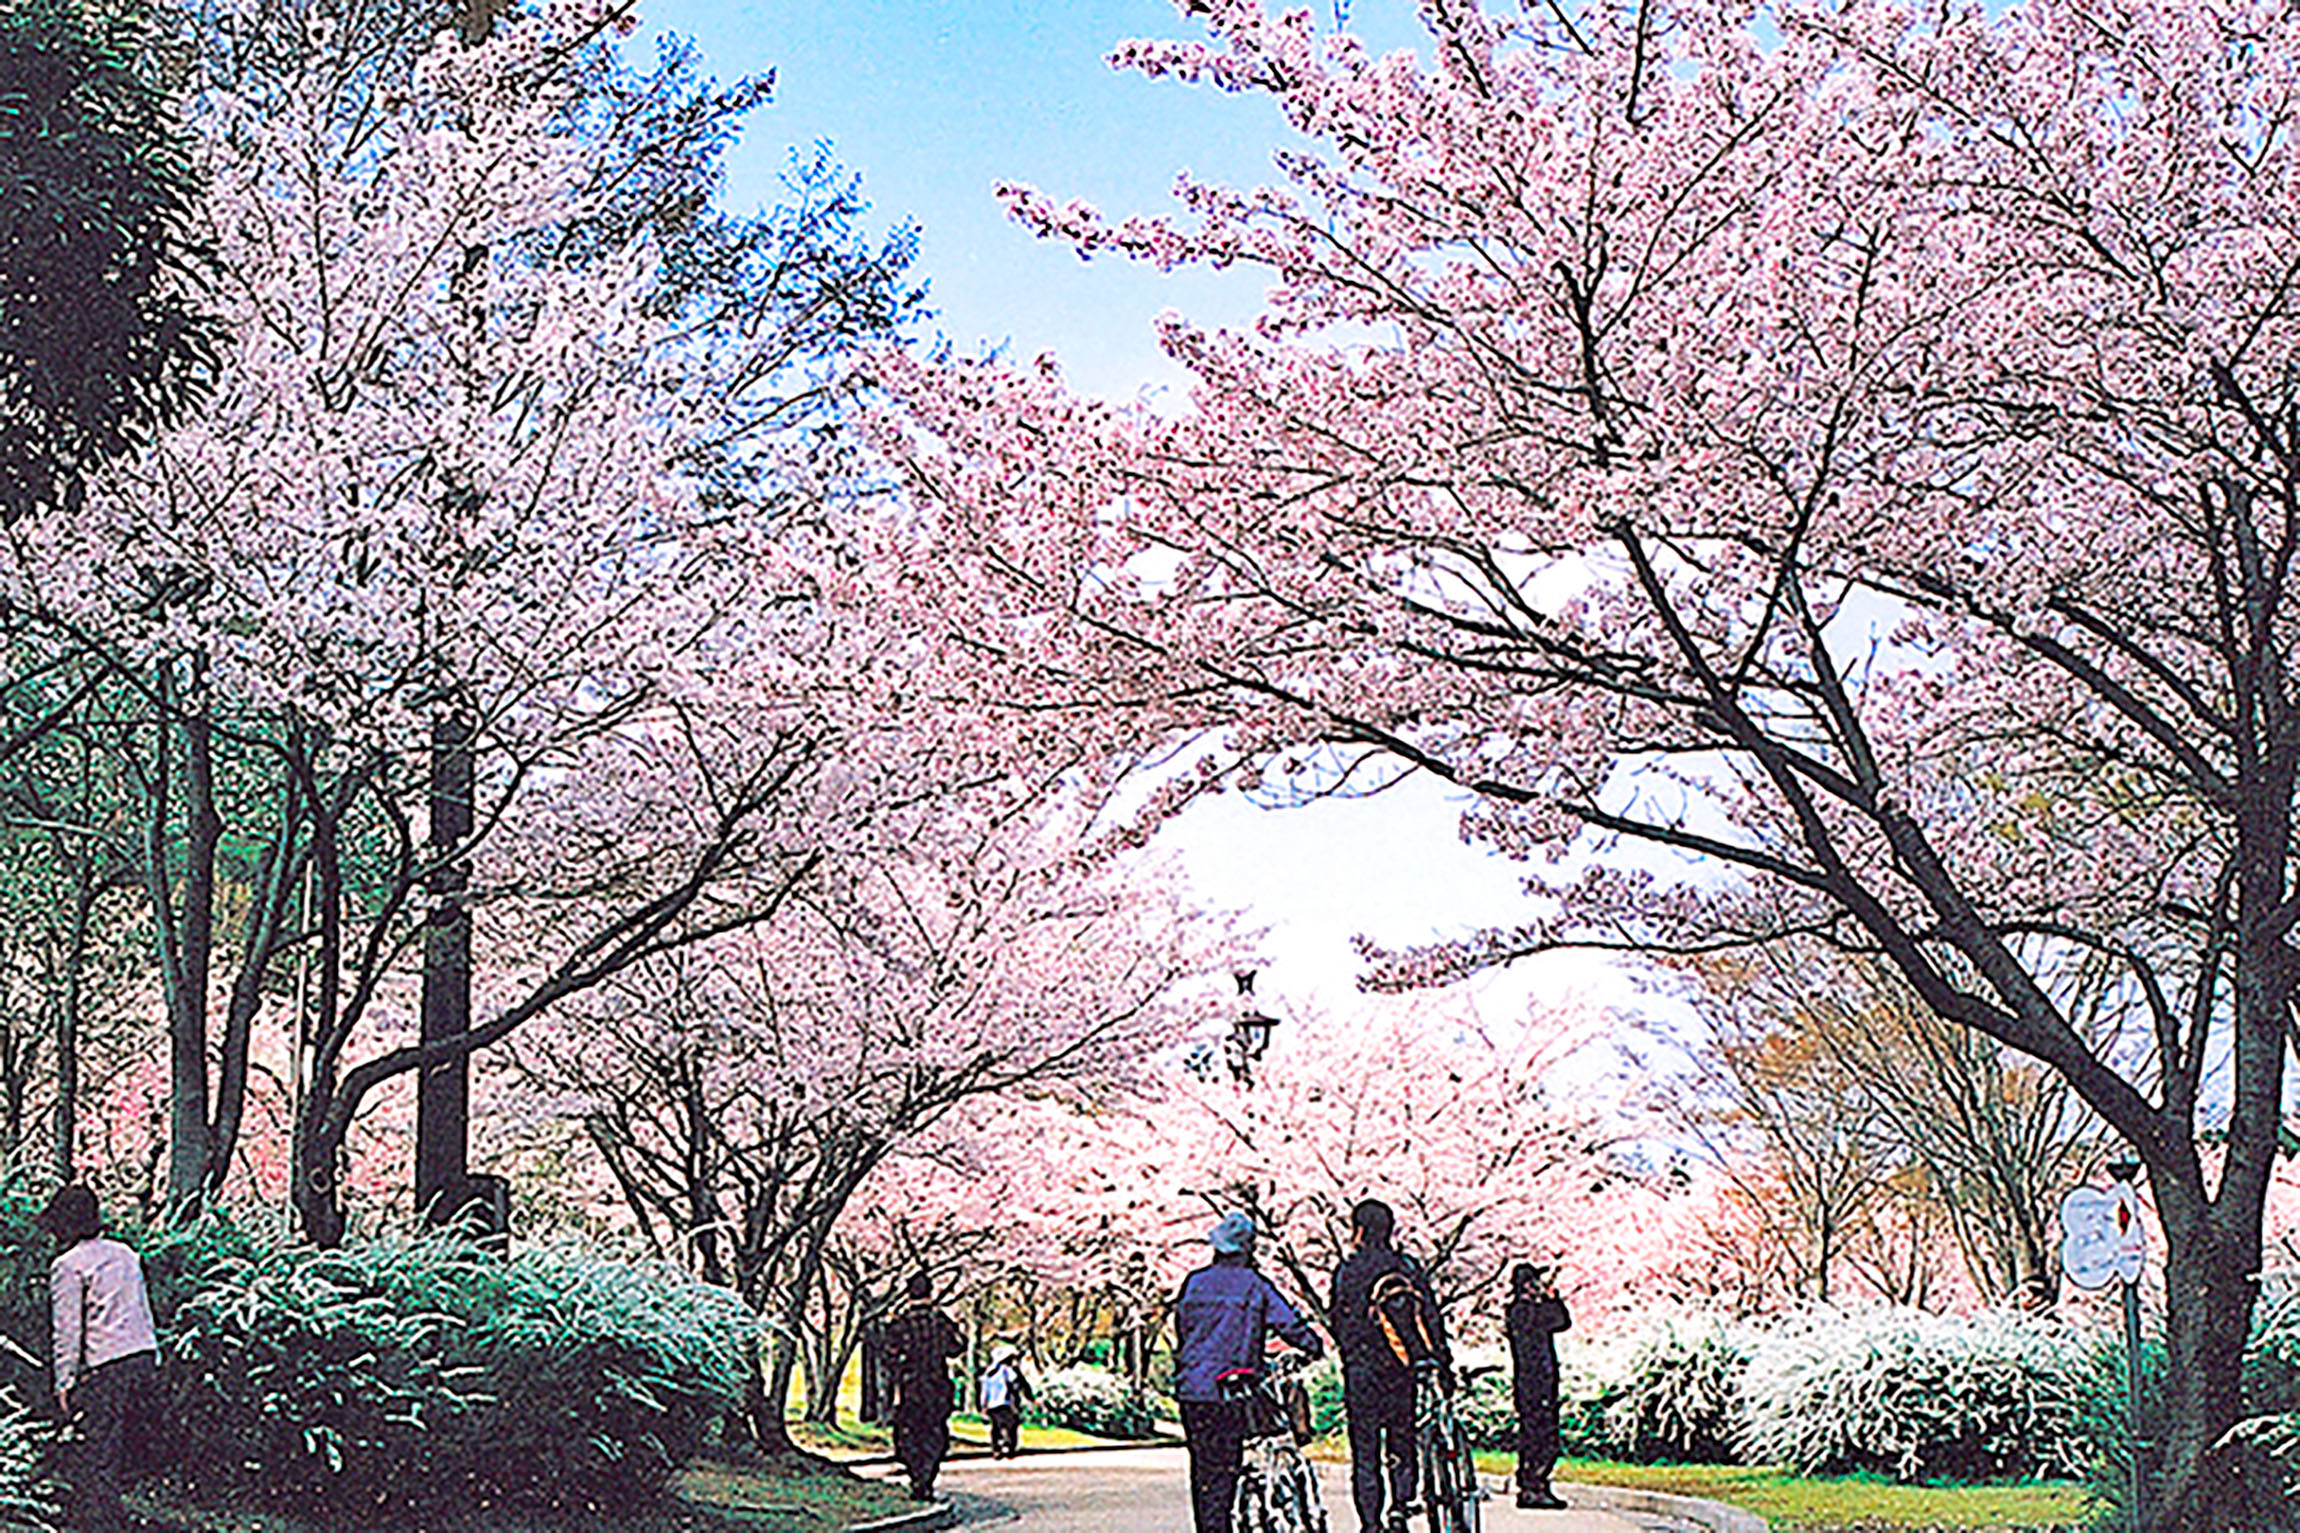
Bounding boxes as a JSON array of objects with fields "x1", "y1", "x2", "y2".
[{"x1": 2061, "y1": 1165, "x2": 2150, "y2": 1529}]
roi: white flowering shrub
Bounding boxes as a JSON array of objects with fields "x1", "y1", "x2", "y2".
[
  {"x1": 1021, "y1": 1365, "x2": 1163, "y2": 1439},
  {"x1": 1736, "y1": 1307, "x2": 2100, "y2": 1482},
  {"x1": 1562, "y1": 1312, "x2": 1750, "y2": 1464}
]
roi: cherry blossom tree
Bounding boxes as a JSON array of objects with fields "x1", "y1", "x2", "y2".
[
  {"x1": 0, "y1": 0, "x2": 930, "y2": 1234},
  {"x1": 990, "y1": 999, "x2": 1613, "y2": 1340},
  {"x1": 807, "y1": 1141, "x2": 1010, "y2": 1424},
  {"x1": 508, "y1": 804, "x2": 1217, "y2": 1449},
  {"x1": 875, "y1": 0, "x2": 2300, "y2": 1517}
]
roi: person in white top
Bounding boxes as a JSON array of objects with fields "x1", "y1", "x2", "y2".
[
  {"x1": 979, "y1": 1344, "x2": 1034, "y2": 1459},
  {"x1": 40, "y1": 1185, "x2": 158, "y2": 1533}
]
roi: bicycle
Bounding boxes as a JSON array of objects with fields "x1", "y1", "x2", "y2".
[
  {"x1": 1411, "y1": 1360, "x2": 1489, "y2": 1533},
  {"x1": 1219, "y1": 1353, "x2": 1329, "y2": 1533}
]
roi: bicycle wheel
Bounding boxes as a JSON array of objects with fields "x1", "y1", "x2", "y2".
[
  {"x1": 1419, "y1": 1422, "x2": 1456, "y2": 1533},
  {"x1": 1441, "y1": 1412, "x2": 1482, "y2": 1533},
  {"x1": 1449, "y1": 1423, "x2": 1481, "y2": 1533},
  {"x1": 1423, "y1": 1416, "x2": 1480, "y2": 1533},
  {"x1": 1273, "y1": 1446, "x2": 1327, "y2": 1533},
  {"x1": 1232, "y1": 1463, "x2": 1272, "y2": 1533}
]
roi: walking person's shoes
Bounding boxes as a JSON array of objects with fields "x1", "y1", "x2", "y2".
[{"x1": 1516, "y1": 1490, "x2": 1568, "y2": 1509}]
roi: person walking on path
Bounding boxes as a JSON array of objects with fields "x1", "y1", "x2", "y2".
[
  {"x1": 1329, "y1": 1198, "x2": 1450, "y2": 1533},
  {"x1": 1174, "y1": 1211, "x2": 1323, "y2": 1533},
  {"x1": 1505, "y1": 1261, "x2": 1571, "y2": 1510},
  {"x1": 42, "y1": 1185, "x2": 159, "y2": 1533},
  {"x1": 882, "y1": 1272, "x2": 964, "y2": 1501},
  {"x1": 981, "y1": 1344, "x2": 1034, "y2": 1459}
]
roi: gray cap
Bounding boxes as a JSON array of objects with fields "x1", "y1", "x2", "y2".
[{"x1": 1209, "y1": 1211, "x2": 1258, "y2": 1255}]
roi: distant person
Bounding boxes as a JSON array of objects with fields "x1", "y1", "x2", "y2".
[
  {"x1": 1330, "y1": 1198, "x2": 1449, "y2": 1533},
  {"x1": 881, "y1": 1273, "x2": 963, "y2": 1501},
  {"x1": 980, "y1": 1344, "x2": 1034, "y2": 1459},
  {"x1": 1174, "y1": 1211, "x2": 1323, "y2": 1533},
  {"x1": 41, "y1": 1184, "x2": 158, "y2": 1533},
  {"x1": 1505, "y1": 1261, "x2": 1571, "y2": 1510}
]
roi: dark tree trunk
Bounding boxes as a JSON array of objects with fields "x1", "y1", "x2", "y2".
[
  {"x1": 292, "y1": 790, "x2": 350, "y2": 1247},
  {"x1": 148, "y1": 671, "x2": 219, "y2": 1218},
  {"x1": 2150, "y1": 1172, "x2": 2266, "y2": 1531},
  {"x1": 755, "y1": 1221, "x2": 834, "y2": 1453},
  {"x1": 206, "y1": 763, "x2": 301, "y2": 1200},
  {"x1": 52, "y1": 865, "x2": 93, "y2": 1182},
  {"x1": 859, "y1": 1322, "x2": 885, "y2": 1425}
]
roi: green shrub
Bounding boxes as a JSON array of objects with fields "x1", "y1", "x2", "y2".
[
  {"x1": 0, "y1": 1394, "x2": 57, "y2": 1533},
  {"x1": 0, "y1": 1186, "x2": 59, "y2": 1399},
  {"x1": 157, "y1": 1226, "x2": 753, "y2": 1515},
  {"x1": 1303, "y1": 1355, "x2": 1344, "y2": 1438},
  {"x1": 1022, "y1": 1365, "x2": 1161, "y2": 1439},
  {"x1": 1563, "y1": 1312, "x2": 1748, "y2": 1464},
  {"x1": 1736, "y1": 1307, "x2": 2096, "y2": 1482},
  {"x1": 0, "y1": 1190, "x2": 756, "y2": 1517},
  {"x1": 448, "y1": 1242, "x2": 755, "y2": 1505},
  {"x1": 1454, "y1": 1358, "x2": 1518, "y2": 1452}
]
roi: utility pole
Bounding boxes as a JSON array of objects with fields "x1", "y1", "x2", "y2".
[
  {"x1": 415, "y1": 706, "x2": 474, "y2": 1222},
  {"x1": 414, "y1": 0, "x2": 503, "y2": 1226}
]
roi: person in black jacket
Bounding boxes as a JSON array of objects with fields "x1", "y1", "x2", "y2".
[
  {"x1": 1504, "y1": 1261, "x2": 1571, "y2": 1509},
  {"x1": 1328, "y1": 1199, "x2": 1448, "y2": 1533},
  {"x1": 881, "y1": 1273, "x2": 963, "y2": 1501}
]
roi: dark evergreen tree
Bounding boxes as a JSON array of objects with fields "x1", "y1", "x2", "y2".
[{"x1": 0, "y1": 0, "x2": 216, "y2": 521}]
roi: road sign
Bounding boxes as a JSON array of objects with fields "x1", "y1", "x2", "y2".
[{"x1": 2059, "y1": 1183, "x2": 2147, "y2": 1290}]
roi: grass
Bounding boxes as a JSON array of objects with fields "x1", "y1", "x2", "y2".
[
  {"x1": 678, "y1": 1455, "x2": 918, "y2": 1527},
  {"x1": 128, "y1": 1454, "x2": 918, "y2": 1533},
  {"x1": 1526, "y1": 1456, "x2": 2097, "y2": 1532},
  {"x1": 789, "y1": 1410, "x2": 1161, "y2": 1462}
]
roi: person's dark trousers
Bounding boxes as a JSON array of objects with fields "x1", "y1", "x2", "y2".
[
  {"x1": 1345, "y1": 1376, "x2": 1416, "y2": 1532},
  {"x1": 1179, "y1": 1398, "x2": 1249, "y2": 1533},
  {"x1": 893, "y1": 1400, "x2": 953, "y2": 1499},
  {"x1": 1514, "y1": 1379, "x2": 1561, "y2": 1500},
  {"x1": 987, "y1": 1404, "x2": 1021, "y2": 1458},
  {"x1": 68, "y1": 1350, "x2": 157, "y2": 1533}
]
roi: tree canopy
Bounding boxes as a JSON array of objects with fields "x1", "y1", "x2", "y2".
[{"x1": 876, "y1": 0, "x2": 2300, "y2": 1523}]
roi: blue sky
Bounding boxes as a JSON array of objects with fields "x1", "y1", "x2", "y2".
[
  {"x1": 638, "y1": 0, "x2": 1634, "y2": 1021},
  {"x1": 641, "y1": 0, "x2": 1422, "y2": 398}
]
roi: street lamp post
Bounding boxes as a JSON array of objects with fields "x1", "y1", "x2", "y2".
[{"x1": 1227, "y1": 970, "x2": 1280, "y2": 1085}]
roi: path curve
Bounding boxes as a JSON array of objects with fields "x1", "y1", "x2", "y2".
[{"x1": 902, "y1": 1446, "x2": 1651, "y2": 1533}]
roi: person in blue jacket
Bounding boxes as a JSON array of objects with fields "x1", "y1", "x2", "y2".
[{"x1": 1173, "y1": 1211, "x2": 1323, "y2": 1533}]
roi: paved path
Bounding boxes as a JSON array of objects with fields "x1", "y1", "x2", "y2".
[{"x1": 915, "y1": 1447, "x2": 1649, "y2": 1532}]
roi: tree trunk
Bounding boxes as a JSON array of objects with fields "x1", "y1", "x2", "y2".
[
  {"x1": 292, "y1": 796, "x2": 349, "y2": 1247},
  {"x1": 2150, "y1": 1174, "x2": 2263, "y2": 1531},
  {"x1": 859, "y1": 1322, "x2": 885, "y2": 1425},
  {"x1": 206, "y1": 766, "x2": 301, "y2": 1200},
  {"x1": 52, "y1": 865, "x2": 93, "y2": 1182},
  {"x1": 149, "y1": 674, "x2": 219, "y2": 1219}
]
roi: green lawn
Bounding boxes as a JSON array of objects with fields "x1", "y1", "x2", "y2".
[
  {"x1": 1521, "y1": 1457, "x2": 2097, "y2": 1532},
  {"x1": 132, "y1": 1456, "x2": 917, "y2": 1533},
  {"x1": 677, "y1": 1455, "x2": 919, "y2": 1527},
  {"x1": 790, "y1": 1409, "x2": 1160, "y2": 1461}
]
